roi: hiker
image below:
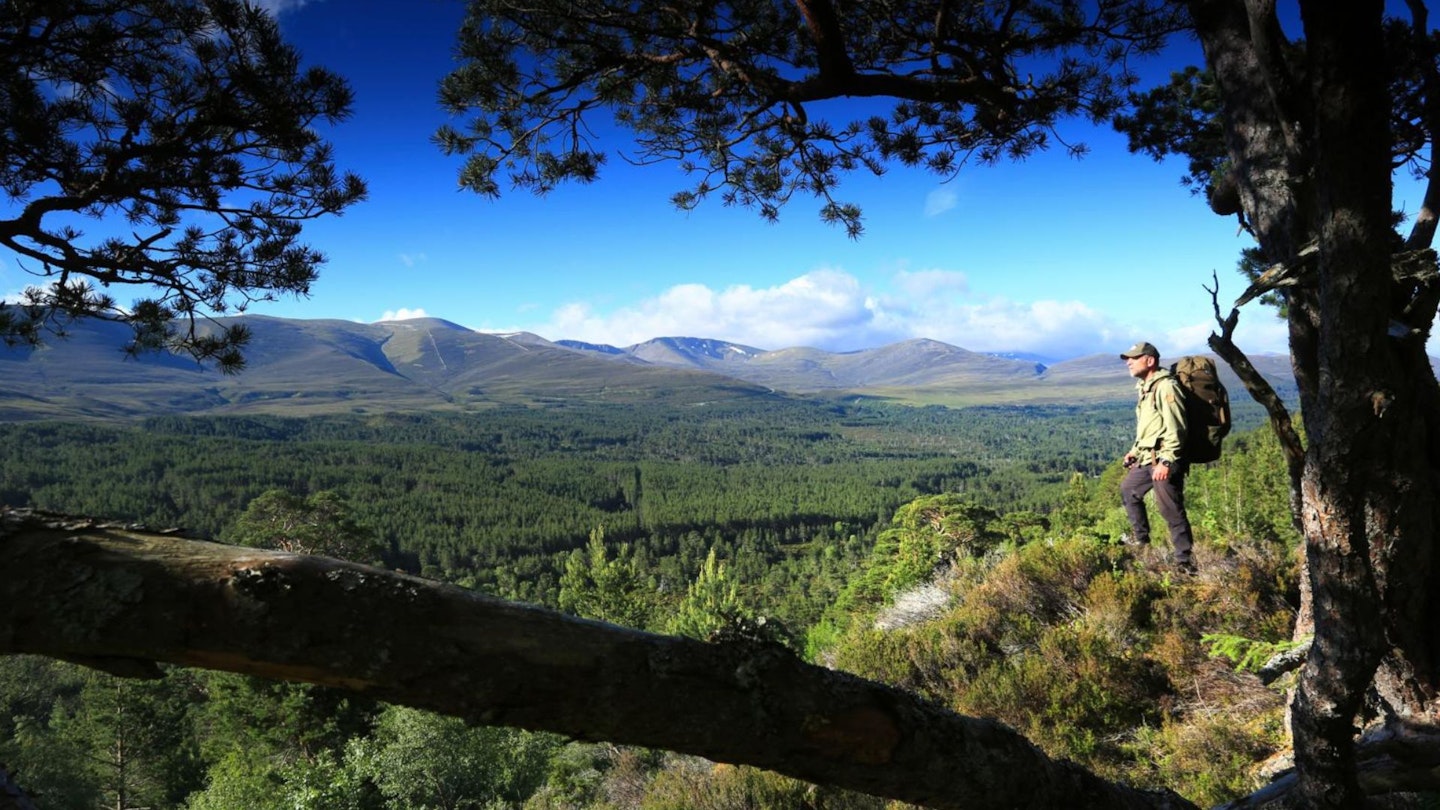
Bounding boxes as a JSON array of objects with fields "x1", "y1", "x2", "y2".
[{"x1": 1118, "y1": 341, "x2": 1196, "y2": 574}]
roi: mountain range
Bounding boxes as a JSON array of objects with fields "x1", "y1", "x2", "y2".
[{"x1": 0, "y1": 315, "x2": 1295, "y2": 421}]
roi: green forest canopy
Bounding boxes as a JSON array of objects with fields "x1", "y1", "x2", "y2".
[{"x1": 0, "y1": 401, "x2": 1303, "y2": 809}]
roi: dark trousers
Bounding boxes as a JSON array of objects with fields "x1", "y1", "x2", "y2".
[{"x1": 1121, "y1": 464, "x2": 1194, "y2": 565}]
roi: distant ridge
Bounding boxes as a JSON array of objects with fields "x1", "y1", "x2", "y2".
[
  {"x1": 986, "y1": 351, "x2": 1052, "y2": 373},
  {"x1": 556, "y1": 339, "x2": 626, "y2": 356},
  {"x1": 0, "y1": 316, "x2": 776, "y2": 420},
  {"x1": 557, "y1": 335, "x2": 1063, "y2": 393},
  {"x1": 0, "y1": 316, "x2": 1296, "y2": 420}
]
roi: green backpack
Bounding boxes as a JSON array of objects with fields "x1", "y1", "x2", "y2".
[{"x1": 1168, "y1": 355, "x2": 1232, "y2": 464}]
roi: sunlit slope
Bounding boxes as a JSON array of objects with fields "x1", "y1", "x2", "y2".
[
  {"x1": 0, "y1": 316, "x2": 776, "y2": 419},
  {"x1": 1, "y1": 315, "x2": 1297, "y2": 420}
]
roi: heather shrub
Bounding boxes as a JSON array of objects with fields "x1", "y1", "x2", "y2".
[
  {"x1": 817, "y1": 424, "x2": 1302, "y2": 806},
  {"x1": 1124, "y1": 699, "x2": 1286, "y2": 807},
  {"x1": 640, "y1": 758, "x2": 891, "y2": 810},
  {"x1": 824, "y1": 518, "x2": 1293, "y2": 803},
  {"x1": 810, "y1": 494, "x2": 1007, "y2": 659},
  {"x1": 960, "y1": 619, "x2": 1169, "y2": 762},
  {"x1": 854, "y1": 495, "x2": 1004, "y2": 600}
]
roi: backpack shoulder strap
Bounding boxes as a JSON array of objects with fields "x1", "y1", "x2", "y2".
[{"x1": 1147, "y1": 370, "x2": 1182, "y2": 404}]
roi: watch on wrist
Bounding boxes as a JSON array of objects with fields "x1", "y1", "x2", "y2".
[{"x1": 1159, "y1": 459, "x2": 1173, "y2": 468}]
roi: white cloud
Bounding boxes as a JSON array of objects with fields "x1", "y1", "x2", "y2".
[
  {"x1": 523, "y1": 268, "x2": 1150, "y2": 359},
  {"x1": 2, "y1": 276, "x2": 61, "y2": 306},
  {"x1": 378, "y1": 307, "x2": 428, "y2": 322},
  {"x1": 0, "y1": 266, "x2": 26, "y2": 303},
  {"x1": 893, "y1": 269, "x2": 970, "y2": 298},
  {"x1": 249, "y1": 0, "x2": 313, "y2": 16},
  {"x1": 1162, "y1": 322, "x2": 1218, "y2": 356},
  {"x1": 1229, "y1": 312, "x2": 1291, "y2": 355},
  {"x1": 875, "y1": 295, "x2": 1120, "y2": 359},
  {"x1": 924, "y1": 187, "x2": 959, "y2": 217},
  {"x1": 538, "y1": 270, "x2": 879, "y2": 350},
  {"x1": 1152, "y1": 304, "x2": 1292, "y2": 358},
  {"x1": 398, "y1": 253, "x2": 428, "y2": 268}
]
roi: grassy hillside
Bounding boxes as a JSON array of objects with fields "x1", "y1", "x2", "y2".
[
  {"x1": 0, "y1": 316, "x2": 781, "y2": 420},
  {"x1": 0, "y1": 315, "x2": 1302, "y2": 420}
]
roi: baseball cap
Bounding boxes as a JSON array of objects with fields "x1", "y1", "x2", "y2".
[{"x1": 1119, "y1": 341, "x2": 1160, "y2": 359}]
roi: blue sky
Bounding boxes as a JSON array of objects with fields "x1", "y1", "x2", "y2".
[{"x1": 12, "y1": 0, "x2": 1421, "y2": 361}]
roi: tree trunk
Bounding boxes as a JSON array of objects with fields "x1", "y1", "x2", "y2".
[
  {"x1": 1191, "y1": 1, "x2": 1440, "y2": 806},
  {"x1": 0, "y1": 509, "x2": 1192, "y2": 810},
  {"x1": 1290, "y1": 5, "x2": 1395, "y2": 804}
]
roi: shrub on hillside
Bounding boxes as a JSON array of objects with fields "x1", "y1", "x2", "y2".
[
  {"x1": 639, "y1": 758, "x2": 892, "y2": 810},
  {"x1": 825, "y1": 525, "x2": 1295, "y2": 803}
]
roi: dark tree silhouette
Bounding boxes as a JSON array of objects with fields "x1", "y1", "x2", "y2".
[
  {"x1": 5, "y1": 1, "x2": 1440, "y2": 807},
  {"x1": 0, "y1": 0, "x2": 366, "y2": 370},
  {"x1": 438, "y1": 1, "x2": 1440, "y2": 805}
]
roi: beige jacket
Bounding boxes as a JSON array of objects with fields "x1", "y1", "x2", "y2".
[{"x1": 1131, "y1": 368, "x2": 1187, "y2": 465}]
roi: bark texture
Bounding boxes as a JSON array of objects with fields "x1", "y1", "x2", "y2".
[
  {"x1": 1292, "y1": 4, "x2": 1398, "y2": 805},
  {"x1": 1190, "y1": 0, "x2": 1440, "y2": 806},
  {"x1": 0, "y1": 509, "x2": 1192, "y2": 810}
]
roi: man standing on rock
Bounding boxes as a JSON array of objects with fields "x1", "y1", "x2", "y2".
[{"x1": 1119, "y1": 341, "x2": 1196, "y2": 574}]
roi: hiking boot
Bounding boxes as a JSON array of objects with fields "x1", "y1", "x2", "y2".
[{"x1": 1175, "y1": 561, "x2": 1198, "y2": 576}]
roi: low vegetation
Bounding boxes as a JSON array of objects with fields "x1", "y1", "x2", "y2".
[{"x1": 0, "y1": 401, "x2": 1307, "y2": 808}]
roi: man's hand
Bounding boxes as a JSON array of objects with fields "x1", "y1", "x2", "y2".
[
  {"x1": 1123, "y1": 453, "x2": 1137, "y2": 468},
  {"x1": 1152, "y1": 463, "x2": 1171, "y2": 482}
]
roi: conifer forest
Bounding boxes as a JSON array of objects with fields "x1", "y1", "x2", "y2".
[
  {"x1": 0, "y1": 399, "x2": 1308, "y2": 808},
  {"x1": 7, "y1": 0, "x2": 1435, "y2": 805}
]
